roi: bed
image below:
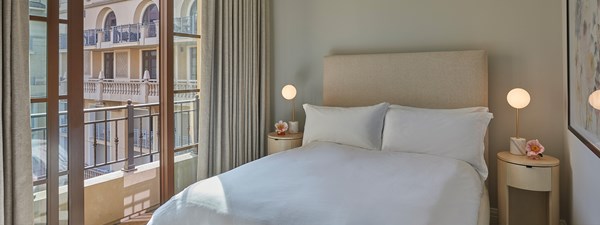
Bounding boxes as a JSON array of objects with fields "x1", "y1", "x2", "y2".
[{"x1": 148, "y1": 50, "x2": 490, "y2": 225}]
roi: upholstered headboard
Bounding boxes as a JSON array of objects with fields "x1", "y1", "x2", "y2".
[{"x1": 322, "y1": 50, "x2": 489, "y2": 163}]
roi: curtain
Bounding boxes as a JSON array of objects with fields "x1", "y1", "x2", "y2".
[
  {"x1": 0, "y1": 0, "x2": 33, "y2": 224},
  {"x1": 199, "y1": 0, "x2": 271, "y2": 178}
]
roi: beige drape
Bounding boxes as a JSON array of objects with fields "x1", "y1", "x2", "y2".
[
  {"x1": 0, "y1": 0, "x2": 33, "y2": 224},
  {"x1": 199, "y1": 0, "x2": 271, "y2": 178}
]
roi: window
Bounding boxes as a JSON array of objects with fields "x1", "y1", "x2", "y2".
[
  {"x1": 142, "y1": 50, "x2": 158, "y2": 80},
  {"x1": 143, "y1": 4, "x2": 159, "y2": 38},
  {"x1": 189, "y1": 47, "x2": 197, "y2": 80},
  {"x1": 190, "y1": 1, "x2": 197, "y2": 34},
  {"x1": 103, "y1": 52, "x2": 114, "y2": 79},
  {"x1": 190, "y1": 1, "x2": 197, "y2": 16},
  {"x1": 104, "y1": 11, "x2": 116, "y2": 42}
]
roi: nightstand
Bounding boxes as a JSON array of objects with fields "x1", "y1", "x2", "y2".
[
  {"x1": 267, "y1": 132, "x2": 303, "y2": 155},
  {"x1": 497, "y1": 151, "x2": 559, "y2": 225}
]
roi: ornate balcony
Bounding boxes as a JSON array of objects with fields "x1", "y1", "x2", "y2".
[
  {"x1": 83, "y1": 21, "x2": 160, "y2": 50},
  {"x1": 82, "y1": 78, "x2": 197, "y2": 103}
]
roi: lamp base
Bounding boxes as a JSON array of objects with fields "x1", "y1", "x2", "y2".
[
  {"x1": 509, "y1": 137, "x2": 527, "y2": 155},
  {"x1": 288, "y1": 121, "x2": 299, "y2": 133}
]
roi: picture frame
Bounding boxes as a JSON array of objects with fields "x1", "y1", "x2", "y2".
[{"x1": 567, "y1": 0, "x2": 600, "y2": 157}]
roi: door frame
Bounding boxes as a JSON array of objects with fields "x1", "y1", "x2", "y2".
[
  {"x1": 159, "y1": 0, "x2": 175, "y2": 203},
  {"x1": 141, "y1": 49, "x2": 158, "y2": 80},
  {"x1": 103, "y1": 52, "x2": 115, "y2": 79}
]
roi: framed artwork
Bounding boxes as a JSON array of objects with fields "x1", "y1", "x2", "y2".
[{"x1": 568, "y1": 0, "x2": 600, "y2": 157}]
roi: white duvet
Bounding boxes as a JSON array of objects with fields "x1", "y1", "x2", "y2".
[{"x1": 149, "y1": 142, "x2": 484, "y2": 225}]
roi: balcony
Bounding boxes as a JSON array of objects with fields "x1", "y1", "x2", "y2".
[
  {"x1": 65, "y1": 16, "x2": 196, "y2": 51},
  {"x1": 81, "y1": 78, "x2": 197, "y2": 103},
  {"x1": 174, "y1": 15, "x2": 198, "y2": 35},
  {"x1": 31, "y1": 98, "x2": 200, "y2": 224},
  {"x1": 83, "y1": 21, "x2": 160, "y2": 50}
]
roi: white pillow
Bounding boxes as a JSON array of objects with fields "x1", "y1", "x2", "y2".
[
  {"x1": 303, "y1": 103, "x2": 389, "y2": 150},
  {"x1": 382, "y1": 107, "x2": 493, "y2": 178},
  {"x1": 390, "y1": 104, "x2": 489, "y2": 113}
]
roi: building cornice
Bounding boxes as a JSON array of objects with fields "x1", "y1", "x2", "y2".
[{"x1": 84, "y1": 0, "x2": 132, "y2": 9}]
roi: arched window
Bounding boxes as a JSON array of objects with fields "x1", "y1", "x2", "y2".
[
  {"x1": 103, "y1": 11, "x2": 116, "y2": 41},
  {"x1": 190, "y1": 1, "x2": 197, "y2": 16},
  {"x1": 188, "y1": 1, "x2": 198, "y2": 34},
  {"x1": 143, "y1": 4, "x2": 159, "y2": 37}
]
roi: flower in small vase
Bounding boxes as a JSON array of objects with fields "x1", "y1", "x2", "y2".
[
  {"x1": 275, "y1": 120, "x2": 288, "y2": 135},
  {"x1": 526, "y1": 139, "x2": 545, "y2": 160}
]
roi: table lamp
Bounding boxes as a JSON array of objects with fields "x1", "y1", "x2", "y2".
[
  {"x1": 589, "y1": 90, "x2": 600, "y2": 110},
  {"x1": 282, "y1": 84, "x2": 299, "y2": 133},
  {"x1": 507, "y1": 88, "x2": 531, "y2": 155}
]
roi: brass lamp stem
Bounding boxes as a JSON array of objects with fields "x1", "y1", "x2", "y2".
[
  {"x1": 515, "y1": 108, "x2": 519, "y2": 138},
  {"x1": 291, "y1": 98, "x2": 295, "y2": 121}
]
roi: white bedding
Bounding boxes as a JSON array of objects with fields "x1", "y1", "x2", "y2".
[{"x1": 148, "y1": 142, "x2": 485, "y2": 225}]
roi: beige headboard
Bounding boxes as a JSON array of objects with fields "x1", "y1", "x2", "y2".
[{"x1": 323, "y1": 50, "x2": 489, "y2": 162}]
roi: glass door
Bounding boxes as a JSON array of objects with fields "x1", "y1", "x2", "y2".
[
  {"x1": 158, "y1": 0, "x2": 201, "y2": 202},
  {"x1": 29, "y1": 0, "x2": 85, "y2": 224},
  {"x1": 171, "y1": 0, "x2": 201, "y2": 194},
  {"x1": 81, "y1": 1, "x2": 162, "y2": 224},
  {"x1": 103, "y1": 52, "x2": 114, "y2": 79}
]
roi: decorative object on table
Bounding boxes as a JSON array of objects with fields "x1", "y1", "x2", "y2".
[
  {"x1": 281, "y1": 84, "x2": 299, "y2": 133},
  {"x1": 525, "y1": 139, "x2": 545, "y2": 160},
  {"x1": 568, "y1": 0, "x2": 600, "y2": 157},
  {"x1": 506, "y1": 88, "x2": 531, "y2": 155},
  {"x1": 275, "y1": 120, "x2": 288, "y2": 135}
]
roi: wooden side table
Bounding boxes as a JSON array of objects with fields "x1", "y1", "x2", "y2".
[
  {"x1": 267, "y1": 132, "x2": 303, "y2": 155},
  {"x1": 497, "y1": 151, "x2": 559, "y2": 225}
]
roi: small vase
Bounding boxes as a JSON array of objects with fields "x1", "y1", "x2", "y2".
[
  {"x1": 509, "y1": 137, "x2": 527, "y2": 155},
  {"x1": 288, "y1": 121, "x2": 299, "y2": 133}
]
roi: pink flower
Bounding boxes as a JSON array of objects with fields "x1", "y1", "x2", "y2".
[
  {"x1": 275, "y1": 120, "x2": 288, "y2": 134},
  {"x1": 526, "y1": 139, "x2": 545, "y2": 157}
]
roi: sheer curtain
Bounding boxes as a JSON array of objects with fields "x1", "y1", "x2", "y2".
[
  {"x1": 199, "y1": 0, "x2": 271, "y2": 178},
  {"x1": 0, "y1": 0, "x2": 33, "y2": 224}
]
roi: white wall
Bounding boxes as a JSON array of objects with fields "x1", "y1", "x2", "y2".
[
  {"x1": 272, "y1": 0, "x2": 566, "y2": 220},
  {"x1": 562, "y1": 0, "x2": 600, "y2": 223},
  {"x1": 566, "y1": 133, "x2": 600, "y2": 225}
]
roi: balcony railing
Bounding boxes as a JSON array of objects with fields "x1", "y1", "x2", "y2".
[
  {"x1": 78, "y1": 16, "x2": 194, "y2": 49},
  {"x1": 111, "y1": 23, "x2": 142, "y2": 43},
  {"x1": 84, "y1": 29, "x2": 101, "y2": 46},
  {"x1": 174, "y1": 15, "x2": 198, "y2": 35},
  {"x1": 82, "y1": 21, "x2": 160, "y2": 49},
  {"x1": 82, "y1": 78, "x2": 197, "y2": 103},
  {"x1": 31, "y1": 96, "x2": 199, "y2": 186},
  {"x1": 31, "y1": 97, "x2": 199, "y2": 224}
]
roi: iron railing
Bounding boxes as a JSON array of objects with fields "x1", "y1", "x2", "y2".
[
  {"x1": 174, "y1": 15, "x2": 198, "y2": 35},
  {"x1": 31, "y1": 95, "x2": 200, "y2": 186},
  {"x1": 111, "y1": 23, "x2": 142, "y2": 43},
  {"x1": 84, "y1": 29, "x2": 101, "y2": 46},
  {"x1": 81, "y1": 16, "x2": 193, "y2": 48},
  {"x1": 82, "y1": 20, "x2": 160, "y2": 46}
]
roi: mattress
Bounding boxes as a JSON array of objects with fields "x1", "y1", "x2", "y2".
[{"x1": 149, "y1": 142, "x2": 486, "y2": 225}]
